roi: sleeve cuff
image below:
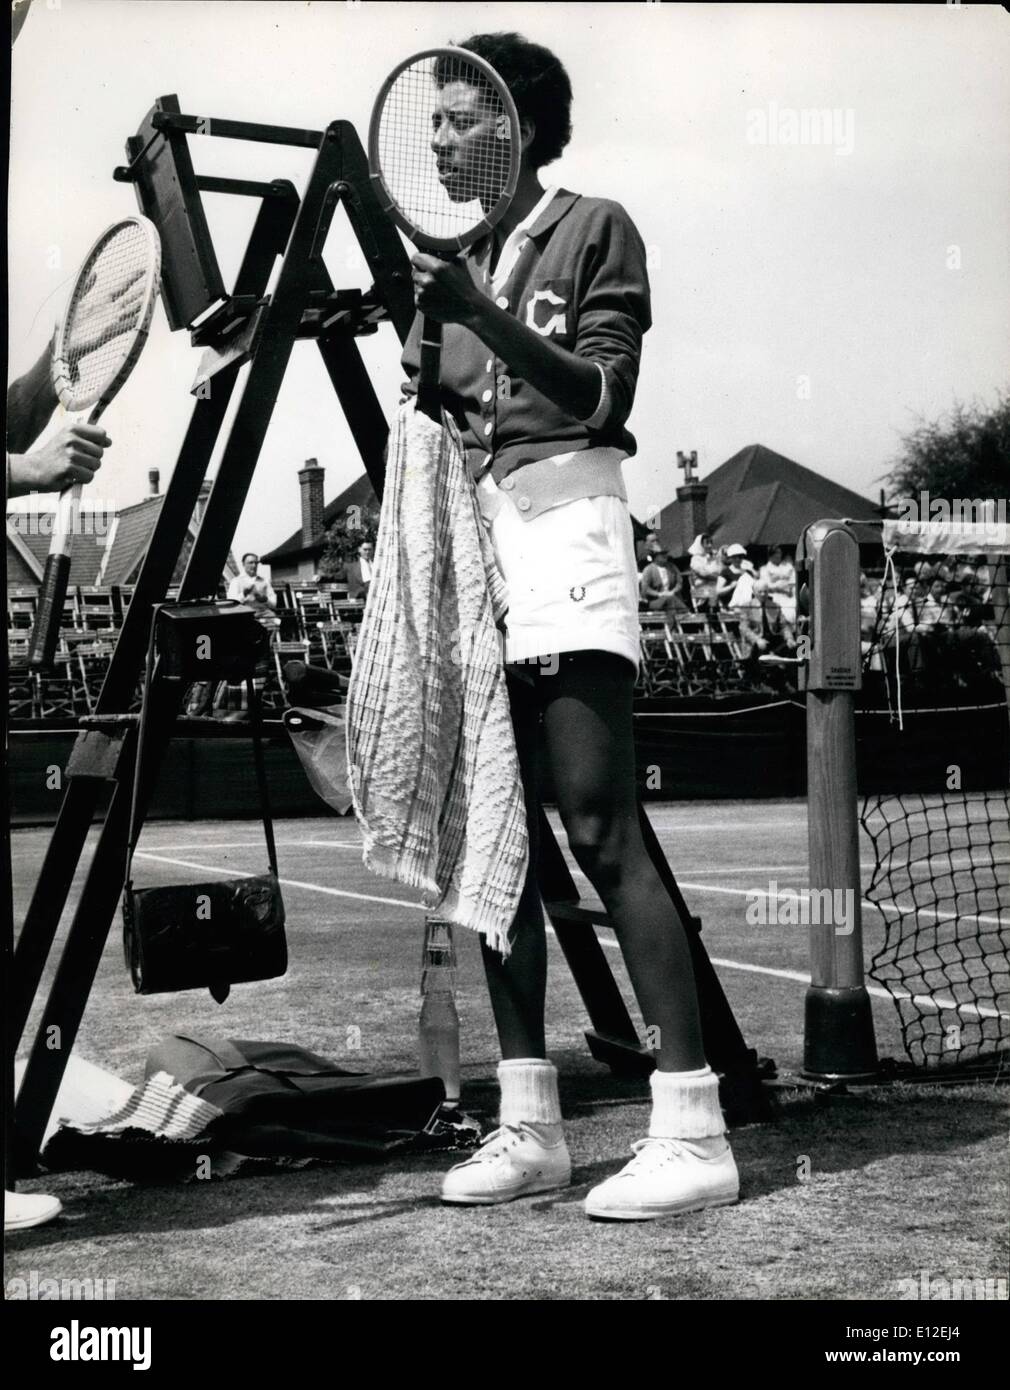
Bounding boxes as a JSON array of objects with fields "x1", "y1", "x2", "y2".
[{"x1": 579, "y1": 361, "x2": 611, "y2": 430}]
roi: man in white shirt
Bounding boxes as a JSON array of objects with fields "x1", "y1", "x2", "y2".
[
  {"x1": 227, "y1": 552, "x2": 278, "y2": 626},
  {"x1": 343, "y1": 542, "x2": 375, "y2": 601}
]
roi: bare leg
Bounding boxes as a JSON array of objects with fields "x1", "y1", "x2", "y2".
[
  {"x1": 542, "y1": 653, "x2": 705, "y2": 1071},
  {"x1": 479, "y1": 668, "x2": 547, "y2": 1059}
]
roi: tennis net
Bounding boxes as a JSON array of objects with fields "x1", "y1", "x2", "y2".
[{"x1": 858, "y1": 520, "x2": 1009, "y2": 1075}]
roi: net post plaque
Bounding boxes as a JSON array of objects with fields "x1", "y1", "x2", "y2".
[{"x1": 798, "y1": 521, "x2": 862, "y2": 693}]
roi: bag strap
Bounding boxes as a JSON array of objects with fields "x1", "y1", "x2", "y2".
[
  {"x1": 124, "y1": 611, "x2": 278, "y2": 891},
  {"x1": 124, "y1": 604, "x2": 161, "y2": 894},
  {"x1": 247, "y1": 676, "x2": 279, "y2": 876}
]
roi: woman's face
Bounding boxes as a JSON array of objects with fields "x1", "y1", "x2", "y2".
[{"x1": 431, "y1": 80, "x2": 511, "y2": 205}]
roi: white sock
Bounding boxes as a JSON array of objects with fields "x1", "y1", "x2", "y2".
[
  {"x1": 498, "y1": 1059, "x2": 563, "y2": 1140},
  {"x1": 648, "y1": 1065, "x2": 726, "y2": 1140}
]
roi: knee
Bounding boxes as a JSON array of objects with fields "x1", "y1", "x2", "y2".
[{"x1": 565, "y1": 814, "x2": 632, "y2": 898}]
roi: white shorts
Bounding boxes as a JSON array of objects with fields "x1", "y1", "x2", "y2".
[{"x1": 477, "y1": 477, "x2": 641, "y2": 673}]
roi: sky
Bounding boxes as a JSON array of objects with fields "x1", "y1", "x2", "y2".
[{"x1": 8, "y1": 1, "x2": 1009, "y2": 567}]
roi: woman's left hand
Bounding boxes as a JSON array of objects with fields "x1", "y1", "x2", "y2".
[{"x1": 411, "y1": 253, "x2": 481, "y2": 326}]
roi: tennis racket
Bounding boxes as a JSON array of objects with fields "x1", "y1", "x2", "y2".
[
  {"x1": 368, "y1": 47, "x2": 521, "y2": 419},
  {"x1": 28, "y1": 216, "x2": 162, "y2": 670}
]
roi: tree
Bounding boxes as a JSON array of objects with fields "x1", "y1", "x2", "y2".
[
  {"x1": 882, "y1": 391, "x2": 1010, "y2": 507},
  {"x1": 317, "y1": 505, "x2": 380, "y2": 580}
]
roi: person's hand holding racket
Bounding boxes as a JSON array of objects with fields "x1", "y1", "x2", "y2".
[
  {"x1": 10, "y1": 423, "x2": 110, "y2": 496},
  {"x1": 26, "y1": 217, "x2": 161, "y2": 669},
  {"x1": 409, "y1": 253, "x2": 483, "y2": 325}
]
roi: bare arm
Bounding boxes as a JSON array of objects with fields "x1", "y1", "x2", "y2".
[{"x1": 6, "y1": 337, "x2": 58, "y2": 455}]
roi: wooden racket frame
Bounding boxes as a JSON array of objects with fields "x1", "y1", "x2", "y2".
[
  {"x1": 368, "y1": 47, "x2": 522, "y2": 419},
  {"x1": 367, "y1": 45, "x2": 521, "y2": 255},
  {"x1": 28, "y1": 216, "x2": 162, "y2": 670}
]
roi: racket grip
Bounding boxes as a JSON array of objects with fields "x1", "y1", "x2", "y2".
[
  {"x1": 418, "y1": 314, "x2": 444, "y2": 422},
  {"x1": 28, "y1": 483, "x2": 81, "y2": 670},
  {"x1": 28, "y1": 553, "x2": 72, "y2": 669}
]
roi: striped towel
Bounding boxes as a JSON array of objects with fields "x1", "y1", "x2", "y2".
[
  {"x1": 346, "y1": 400, "x2": 529, "y2": 956},
  {"x1": 57, "y1": 1071, "x2": 223, "y2": 1140}
]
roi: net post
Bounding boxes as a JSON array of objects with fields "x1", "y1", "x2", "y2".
[
  {"x1": 798, "y1": 520, "x2": 879, "y2": 1081},
  {"x1": 990, "y1": 553, "x2": 1010, "y2": 771}
]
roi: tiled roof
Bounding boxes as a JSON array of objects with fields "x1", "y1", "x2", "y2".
[
  {"x1": 263, "y1": 474, "x2": 379, "y2": 562},
  {"x1": 7, "y1": 492, "x2": 238, "y2": 591},
  {"x1": 656, "y1": 443, "x2": 881, "y2": 554}
]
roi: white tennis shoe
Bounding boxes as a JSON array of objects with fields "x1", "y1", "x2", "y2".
[
  {"x1": 584, "y1": 1135, "x2": 739, "y2": 1221},
  {"x1": 4, "y1": 1190, "x2": 63, "y2": 1232},
  {"x1": 441, "y1": 1123, "x2": 572, "y2": 1205}
]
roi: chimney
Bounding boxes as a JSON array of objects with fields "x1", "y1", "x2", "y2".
[
  {"x1": 676, "y1": 452, "x2": 708, "y2": 554},
  {"x1": 298, "y1": 458, "x2": 325, "y2": 547},
  {"x1": 148, "y1": 469, "x2": 160, "y2": 496},
  {"x1": 193, "y1": 477, "x2": 213, "y2": 526}
]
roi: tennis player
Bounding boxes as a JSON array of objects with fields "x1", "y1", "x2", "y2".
[
  {"x1": 403, "y1": 32, "x2": 739, "y2": 1220},
  {"x1": 5, "y1": 345, "x2": 113, "y2": 1232}
]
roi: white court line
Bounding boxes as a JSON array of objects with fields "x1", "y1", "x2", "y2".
[
  {"x1": 134, "y1": 850, "x2": 1008, "y2": 1023},
  {"x1": 133, "y1": 851, "x2": 422, "y2": 912},
  {"x1": 139, "y1": 839, "x2": 360, "y2": 853},
  {"x1": 619, "y1": 821, "x2": 808, "y2": 832}
]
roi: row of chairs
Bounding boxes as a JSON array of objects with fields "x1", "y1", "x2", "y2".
[
  {"x1": 637, "y1": 610, "x2": 750, "y2": 696},
  {"x1": 8, "y1": 584, "x2": 137, "y2": 639},
  {"x1": 7, "y1": 580, "x2": 364, "y2": 630},
  {"x1": 9, "y1": 591, "x2": 769, "y2": 718}
]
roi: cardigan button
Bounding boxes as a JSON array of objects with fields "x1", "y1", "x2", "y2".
[
  {"x1": 485, "y1": 358, "x2": 494, "y2": 372},
  {"x1": 501, "y1": 476, "x2": 515, "y2": 490},
  {"x1": 495, "y1": 295, "x2": 508, "y2": 309},
  {"x1": 516, "y1": 497, "x2": 531, "y2": 512},
  {"x1": 481, "y1": 389, "x2": 493, "y2": 403},
  {"x1": 483, "y1": 422, "x2": 493, "y2": 436}
]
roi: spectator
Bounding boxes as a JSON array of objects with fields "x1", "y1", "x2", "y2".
[
  {"x1": 636, "y1": 530, "x2": 661, "y2": 568},
  {"x1": 639, "y1": 548, "x2": 689, "y2": 614},
  {"x1": 227, "y1": 552, "x2": 278, "y2": 629},
  {"x1": 6, "y1": 340, "x2": 113, "y2": 1233},
  {"x1": 860, "y1": 572, "x2": 883, "y2": 662},
  {"x1": 716, "y1": 543, "x2": 750, "y2": 607},
  {"x1": 879, "y1": 575, "x2": 934, "y2": 676},
  {"x1": 758, "y1": 545, "x2": 797, "y2": 625},
  {"x1": 917, "y1": 577, "x2": 950, "y2": 631},
  {"x1": 343, "y1": 541, "x2": 375, "y2": 601},
  {"x1": 687, "y1": 532, "x2": 721, "y2": 611}
]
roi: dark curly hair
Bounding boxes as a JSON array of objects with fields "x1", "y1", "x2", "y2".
[{"x1": 438, "y1": 32, "x2": 573, "y2": 169}]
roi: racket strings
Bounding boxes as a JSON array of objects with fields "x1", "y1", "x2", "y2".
[
  {"x1": 59, "y1": 222, "x2": 153, "y2": 409},
  {"x1": 377, "y1": 54, "x2": 514, "y2": 242}
]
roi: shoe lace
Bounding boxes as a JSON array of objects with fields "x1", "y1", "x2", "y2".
[
  {"x1": 471, "y1": 1124, "x2": 525, "y2": 1160},
  {"x1": 622, "y1": 1136, "x2": 692, "y2": 1174}
]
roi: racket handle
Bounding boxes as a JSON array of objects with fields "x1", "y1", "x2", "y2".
[
  {"x1": 27, "y1": 483, "x2": 81, "y2": 670},
  {"x1": 418, "y1": 314, "x2": 444, "y2": 422}
]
